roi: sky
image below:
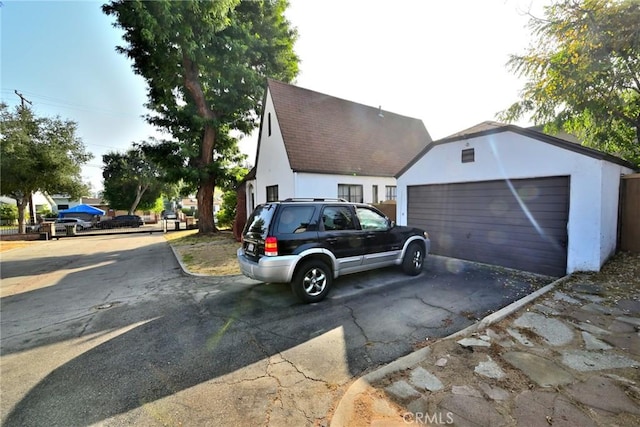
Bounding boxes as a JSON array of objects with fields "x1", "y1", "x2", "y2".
[{"x1": 1, "y1": 0, "x2": 549, "y2": 194}]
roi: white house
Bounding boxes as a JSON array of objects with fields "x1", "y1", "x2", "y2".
[
  {"x1": 396, "y1": 121, "x2": 636, "y2": 277},
  {"x1": 243, "y1": 79, "x2": 432, "y2": 214}
]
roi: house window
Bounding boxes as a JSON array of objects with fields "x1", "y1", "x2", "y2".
[
  {"x1": 385, "y1": 186, "x2": 397, "y2": 201},
  {"x1": 372, "y1": 185, "x2": 378, "y2": 204},
  {"x1": 268, "y1": 113, "x2": 272, "y2": 137},
  {"x1": 338, "y1": 184, "x2": 363, "y2": 203},
  {"x1": 58, "y1": 204, "x2": 69, "y2": 210},
  {"x1": 266, "y1": 185, "x2": 278, "y2": 202},
  {"x1": 462, "y1": 148, "x2": 475, "y2": 163}
]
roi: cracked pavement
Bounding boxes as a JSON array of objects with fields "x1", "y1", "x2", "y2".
[{"x1": 1, "y1": 234, "x2": 546, "y2": 426}]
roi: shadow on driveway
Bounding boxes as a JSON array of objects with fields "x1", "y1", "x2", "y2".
[{"x1": 2, "y1": 254, "x2": 551, "y2": 426}]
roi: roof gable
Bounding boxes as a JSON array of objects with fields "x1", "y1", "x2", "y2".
[
  {"x1": 397, "y1": 121, "x2": 636, "y2": 177},
  {"x1": 266, "y1": 79, "x2": 432, "y2": 177}
]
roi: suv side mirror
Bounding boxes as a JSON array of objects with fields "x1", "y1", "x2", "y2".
[{"x1": 388, "y1": 219, "x2": 395, "y2": 229}]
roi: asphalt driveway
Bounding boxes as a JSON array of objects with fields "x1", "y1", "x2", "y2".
[{"x1": 0, "y1": 235, "x2": 549, "y2": 426}]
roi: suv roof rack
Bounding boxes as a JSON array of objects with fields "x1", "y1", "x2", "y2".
[{"x1": 282, "y1": 198, "x2": 349, "y2": 203}]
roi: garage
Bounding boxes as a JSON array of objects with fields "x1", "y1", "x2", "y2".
[
  {"x1": 407, "y1": 176, "x2": 569, "y2": 276},
  {"x1": 396, "y1": 122, "x2": 636, "y2": 276}
]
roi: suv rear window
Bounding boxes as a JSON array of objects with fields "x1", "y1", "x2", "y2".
[
  {"x1": 245, "y1": 204, "x2": 276, "y2": 238},
  {"x1": 276, "y1": 206, "x2": 316, "y2": 234}
]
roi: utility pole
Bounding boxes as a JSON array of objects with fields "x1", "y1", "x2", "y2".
[
  {"x1": 15, "y1": 90, "x2": 36, "y2": 226},
  {"x1": 14, "y1": 90, "x2": 32, "y2": 109}
]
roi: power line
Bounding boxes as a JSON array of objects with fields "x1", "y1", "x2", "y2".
[
  {"x1": 14, "y1": 90, "x2": 32, "y2": 109},
  {"x1": 1, "y1": 88, "x2": 149, "y2": 119}
]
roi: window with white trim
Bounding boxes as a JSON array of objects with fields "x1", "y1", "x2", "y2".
[
  {"x1": 338, "y1": 184, "x2": 363, "y2": 203},
  {"x1": 385, "y1": 186, "x2": 397, "y2": 201}
]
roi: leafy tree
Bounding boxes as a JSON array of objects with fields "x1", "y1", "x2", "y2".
[
  {"x1": 36, "y1": 206, "x2": 54, "y2": 221},
  {"x1": 216, "y1": 190, "x2": 239, "y2": 229},
  {"x1": 102, "y1": 146, "x2": 169, "y2": 214},
  {"x1": 0, "y1": 203, "x2": 18, "y2": 224},
  {"x1": 103, "y1": 0, "x2": 299, "y2": 233},
  {"x1": 499, "y1": 0, "x2": 640, "y2": 167},
  {"x1": 0, "y1": 103, "x2": 91, "y2": 233},
  {"x1": 216, "y1": 165, "x2": 248, "y2": 228},
  {"x1": 150, "y1": 197, "x2": 165, "y2": 215}
]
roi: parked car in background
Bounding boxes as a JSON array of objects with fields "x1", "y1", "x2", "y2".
[
  {"x1": 237, "y1": 198, "x2": 430, "y2": 303},
  {"x1": 56, "y1": 217, "x2": 92, "y2": 231},
  {"x1": 162, "y1": 210, "x2": 178, "y2": 220},
  {"x1": 31, "y1": 217, "x2": 92, "y2": 232},
  {"x1": 99, "y1": 215, "x2": 144, "y2": 229}
]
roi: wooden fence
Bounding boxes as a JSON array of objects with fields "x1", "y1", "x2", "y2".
[
  {"x1": 372, "y1": 202, "x2": 397, "y2": 223},
  {"x1": 619, "y1": 173, "x2": 640, "y2": 253}
]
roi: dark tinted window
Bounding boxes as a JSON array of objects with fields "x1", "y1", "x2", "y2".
[
  {"x1": 244, "y1": 204, "x2": 276, "y2": 238},
  {"x1": 276, "y1": 206, "x2": 316, "y2": 234},
  {"x1": 266, "y1": 185, "x2": 278, "y2": 202},
  {"x1": 321, "y1": 206, "x2": 356, "y2": 231}
]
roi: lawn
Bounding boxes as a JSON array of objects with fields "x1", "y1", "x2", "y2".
[{"x1": 165, "y1": 229, "x2": 241, "y2": 276}]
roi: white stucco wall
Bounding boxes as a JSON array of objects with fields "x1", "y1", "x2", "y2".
[
  {"x1": 254, "y1": 90, "x2": 295, "y2": 205},
  {"x1": 600, "y1": 163, "x2": 626, "y2": 265},
  {"x1": 397, "y1": 131, "x2": 634, "y2": 274},
  {"x1": 294, "y1": 173, "x2": 396, "y2": 203}
]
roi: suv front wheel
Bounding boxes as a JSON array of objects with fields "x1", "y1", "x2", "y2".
[
  {"x1": 291, "y1": 260, "x2": 332, "y2": 303},
  {"x1": 402, "y1": 242, "x2": 425, "y2": 275}
]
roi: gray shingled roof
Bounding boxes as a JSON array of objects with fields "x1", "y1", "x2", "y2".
[
  {"x1": 266, "y1": 79, "x2": 432, "y2": 177},
  {"x1": 444, "y1": 120, "x2": 507, "y2": 138}
]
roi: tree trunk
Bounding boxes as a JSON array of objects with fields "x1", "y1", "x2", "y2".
[
  {"x1": 197, "y1": 180, "x2": 215, "y2": 233},
  {"x1": 182, "y1": 52, "x2": 218, "y2": 234},
  {"x1": 129, "y1": 183, "x2": 148, "y2": 215},
  {"x1": 197, "y1": 124, "x2": 217, "y2": 234}
]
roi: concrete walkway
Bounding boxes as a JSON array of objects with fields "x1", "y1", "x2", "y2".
[{"x1": 331, "y1": 269, "x2": 640, "y2": 426}]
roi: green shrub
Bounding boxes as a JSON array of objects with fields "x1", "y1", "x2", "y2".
[
  {"x1": 216, "y1": 190, "x2": 237, "y2": 228},
  {"x1": 0, "y1": 203, "x2": 18, "y2": 224}
]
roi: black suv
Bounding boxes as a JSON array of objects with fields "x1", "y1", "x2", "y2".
[{"x1": 237, "y1": 198, "x2": 430, "y2": 303}]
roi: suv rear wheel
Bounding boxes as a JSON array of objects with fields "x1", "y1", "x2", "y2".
[
  {"x1": 402, "y1": 242, "x2": 424, "y2": 275},
  {"x1": 291, "y1": 260, "x2": 332, "y2": 303}
]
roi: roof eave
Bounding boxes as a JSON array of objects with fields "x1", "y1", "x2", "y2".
[{"x1": 396, "y1": 124, "x2": 637, "y2": 178}]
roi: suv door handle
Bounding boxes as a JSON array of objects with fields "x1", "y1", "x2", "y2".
[{"x1": 326, "y1": 237, "x2": 338, "y2": 244}]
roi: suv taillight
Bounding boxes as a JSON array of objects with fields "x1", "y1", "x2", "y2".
[{"x1": 265, "y1": 236, "x2": 278, "y2": 256}]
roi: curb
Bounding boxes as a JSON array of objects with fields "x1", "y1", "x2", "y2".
[
  {"x1": 330, "y1": 274, "x2": 572, "y2": 427},
  {"x1": 448, "y1": 274, "x2": 571, "y2": 339},
  {"x1": 168, "y1": 244, "x2": 214, "y2": 278},
  {"x1": 167, "y1": 242, "x2": 244, "y2": 280}
]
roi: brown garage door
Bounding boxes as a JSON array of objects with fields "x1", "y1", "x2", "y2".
[{"x1": 408, "y1": 176, "x2": 569, "y2": 276}]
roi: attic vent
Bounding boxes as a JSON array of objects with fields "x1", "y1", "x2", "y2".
[
  {"x1": 268, "y1": 113, "x2": 272, "y2": 136},
  {"x1": 462, "y1": 148, "x2": 475, "y2": 163}
]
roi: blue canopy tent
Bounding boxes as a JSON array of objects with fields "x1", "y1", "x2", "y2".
[{"x1": 58, "y1": 204, "x2": 105, "y2": 217}]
